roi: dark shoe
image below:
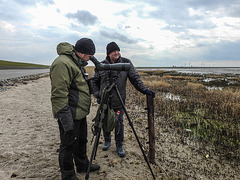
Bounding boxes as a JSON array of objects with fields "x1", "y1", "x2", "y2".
[
  {"x1": 61, "y1": 169, "x2": 78, "y2": 180},
  {"x1": 117, "y1": 146, "x2": 126, "y2": 157},
  {"x1": 77, "y1": 164, "x2": 100, "y2": 173},
  {"x1": 89, "y1": 164, "x2": 100, "y2": 172},
  {"x1": 62, "y1": 174, "x2": 79, "y2": 180},
  {"x1": 68, "y1": 176, "x2": 79, "y2": 180},
  {"x1": 102, "y1": 141, "x2": 111, "y2": 151}
]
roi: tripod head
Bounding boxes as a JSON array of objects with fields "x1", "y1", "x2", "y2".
[{"x1": 90, "y1": 56, "x2": 130, "y2": 71}]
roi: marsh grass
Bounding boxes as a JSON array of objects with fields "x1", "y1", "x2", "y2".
[
  {"x1": 126, "y1": 70, "x2": 240, "y2": 149},
  {"x1": 143, "y1": 79, "x2": 171, "y2": 90},
  {"x1": 163, "y1": 75, "x2": 202, "y2": 81},
  {"x1": 187, "y1": 82, "x2": 205, "y2": 89},
  {"x1": 139, "y1": 70, "x2": 167, "y2": 76}
]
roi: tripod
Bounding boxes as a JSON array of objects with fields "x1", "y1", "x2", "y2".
[{"x1": 85, "y1": 80, "x2": 156, "y2": 179}]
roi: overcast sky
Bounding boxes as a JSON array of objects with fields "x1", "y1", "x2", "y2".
[{"x1": 0, "y1": 0, "x2": 240, "y2": 67}]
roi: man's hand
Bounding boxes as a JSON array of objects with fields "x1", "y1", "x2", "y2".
[{"x1": 144, "y1": 89, "x2": 155, "y2": 98}]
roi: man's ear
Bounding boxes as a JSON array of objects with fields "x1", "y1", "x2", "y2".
[{"x1": 76, "y1": 51, "x2": 83, "y2": 58}]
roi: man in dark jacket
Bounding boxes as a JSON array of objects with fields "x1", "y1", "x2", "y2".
[
  {"x1": 50, "y1": 38, "x2": 100, "y2": 180},
  {"x1": 91, "y1": 42, "x2": 155, "y2": 157}
]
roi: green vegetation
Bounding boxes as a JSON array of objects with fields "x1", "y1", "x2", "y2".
[{"x1": 0, "y1": 60, "x2": 49, "y2": 69}]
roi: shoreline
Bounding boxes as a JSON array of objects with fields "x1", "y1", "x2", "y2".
[
  {"x1": 0, "y1": 72, "x2": 49, "y2": 92},
  {"x1": 137, "y1": 67, "x2": 240, "y2": 76}
]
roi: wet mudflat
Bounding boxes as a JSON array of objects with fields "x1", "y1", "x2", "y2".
[{"x1": 137, "y1": 67, "x2": 240, "y2": 75}]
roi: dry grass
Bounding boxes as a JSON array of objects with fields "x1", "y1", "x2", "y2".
[
  {"x1": 139, "y1": 70, "x2": 166, "y2": 76},
  {"x1": 85, "y1": 66, "x2": 95, "y2": 77},
  {"x1": 139, "y1": 71, "x2": 149, "y2": 76},
  {"x1": 126, "y1": 70, "x2": 240, "y2": 149},
  {"x1": 163, "y1": 75, "x2": 202, "y2": 81},
  {"x1": 205, "y1": 74, "x2": 225, "y2": 78},
  {"x1": 143, "y1": 79, "x2": 171, "y2": 89},
  {"x1": 229, "y1": 77, "x2": 240, "y2": 81},
  {"x1": 187, "y1": 82, "x2": 205, "y2": 89}
]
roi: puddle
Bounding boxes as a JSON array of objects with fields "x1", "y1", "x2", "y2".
[
  {"x1": 206, "y1": 86, "x2": 223, "y2": 91},
  {"x1": 160, "y1": 92, "x2": 186, "y2": 101},
  {"x1": 203, "y1": 78, "x2": 216, "y2": 82}
]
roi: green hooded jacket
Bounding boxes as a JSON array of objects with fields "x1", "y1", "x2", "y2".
[{"x1": 50, "y1": 42, "x2": 91, "y2": 132}]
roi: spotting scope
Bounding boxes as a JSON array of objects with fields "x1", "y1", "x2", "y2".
[{"x1": 90, "y1": 56, "x2": 130, "y2": 71}]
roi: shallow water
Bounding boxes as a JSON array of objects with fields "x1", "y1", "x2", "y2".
[
  {"x1": 0, "y1": 69, "x2": 49, "y2": 80},
  {"x1": 137, "y1": 67, "x2": 240, "y2": 75}
]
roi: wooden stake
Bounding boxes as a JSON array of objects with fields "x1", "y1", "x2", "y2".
[{"x1": 146, "y1": 94, "x2": 155, "y2": 164}]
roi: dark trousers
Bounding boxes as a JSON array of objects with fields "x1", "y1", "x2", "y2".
[
  {"x1": 103, "y1": 108, "x2": 124, "y2": 147},
  {"x1": 58, "y1": 118, "x2": 89, "y2": 180}
]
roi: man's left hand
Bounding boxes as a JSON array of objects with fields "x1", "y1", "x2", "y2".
[{"x1": 144, "y1": 89, "x2": 155, "y2": 98}]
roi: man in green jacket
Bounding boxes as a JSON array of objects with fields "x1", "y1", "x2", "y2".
[{"x1": 50, "y1": 38, "x2": 100, "y2": 180}]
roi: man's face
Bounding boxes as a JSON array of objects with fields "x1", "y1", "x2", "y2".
[
  {"x1": 82, "y1": 54, "x2": 92, "y2": 63},
  {"x1": 77, "y1": 52, "x2": 92, "y2": 63},
  {"x1": 109, "y1": 50, "x2": 120, "y2": 63}
]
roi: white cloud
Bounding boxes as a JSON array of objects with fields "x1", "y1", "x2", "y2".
[
  {"x1": 210, "y1": 17, "x2": 240, "y2": 41},
  {"x1": 0, "y1": 21, "x2": 16, "y2": 32},
  {"x1": 0, "y1": 0, "x2": 240, "y2": 66},
  {"x1": 27, "y1": 3, "x2": 68, "y2": 29}
]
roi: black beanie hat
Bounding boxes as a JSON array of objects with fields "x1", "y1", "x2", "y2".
[
  {"x1": 106, "y1": 42, "x2": 120, "y2": 55},
  {"x1": 74, "y1": 38, "x2": 95, "y2": 55}
]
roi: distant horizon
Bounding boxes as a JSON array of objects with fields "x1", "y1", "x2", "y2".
[
  {"x1": 136, "y1": 66, "x2": 240, "y2": 68},
  {"x1": 1, "y1": 59, "x2": 240, "y2": 68}
]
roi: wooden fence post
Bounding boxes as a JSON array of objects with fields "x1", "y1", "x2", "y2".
[{"x1": 146, "y1": 94, "x2": 155, "y2": 164}]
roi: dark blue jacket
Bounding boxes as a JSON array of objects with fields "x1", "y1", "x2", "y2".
[{"x1": 91, "y1": 56, "x2": 147, "y2": 109}]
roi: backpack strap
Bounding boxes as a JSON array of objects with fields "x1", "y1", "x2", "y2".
[{"x1": 91, "y1": 83, "x2": 115, "y2": 136}]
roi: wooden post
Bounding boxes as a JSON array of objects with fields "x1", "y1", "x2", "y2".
[{"x1": 146, "y1": 94, "x2": 155, "y2": 164}]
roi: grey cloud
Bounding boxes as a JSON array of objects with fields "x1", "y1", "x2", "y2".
[
  {"x1": 109, "y1": 0, "x2": 240, "y2": 19},
  {"x1": 201, "y1": 40, "x2": 240, "y2": 61},
  {"x1": 0, "y1": 1, "x2": 28, "y2": 22},
  {"x1": 225, "y1": 4, "x2": 240, "y2": 17},
  {"x1": 164, "y1": 19, "x2": 217, "y2": 34},
  {"x1": 99, "y1": 30, "x2": 138, "y2": 44},
  {"x1": 189, "y1": 0, "x2": 239, "y2": 10},
  {"x1": 130, "y1": 39, "x2": 240, "y2": 67},
  {"x1": 115, "y1": 1, "x2": 211, "y2": 34},
  {"x1": 68, "y1": 23, "x2": 90, "y2": 34},
  {"x1": 0, "y1": 0, "x2": 54, "y2": 24},
  {"x1": 146, "y1": 2, "x2": 207, "y2": 30},
  {"x1": 166, "y1": 40, "x2": 240, "y2": 65},
  {"x1": 115, "y1": 8, "x2": 132, "y2": 17},
  {"x1": 116, "y1": 0, "x2": 240, "y2": 33},
  {"x1": 152, "y1": 0, "x2": 240, "y2": 19},
  {"x1": 0, "y1": 26, "x2": 72, "y2": 65},
  {"x1": 131, "y1": 52, "x2": 174, "y2": 67},
  {"x1": 66, "y1": 10, "x2": 98, "y2": 26}
]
